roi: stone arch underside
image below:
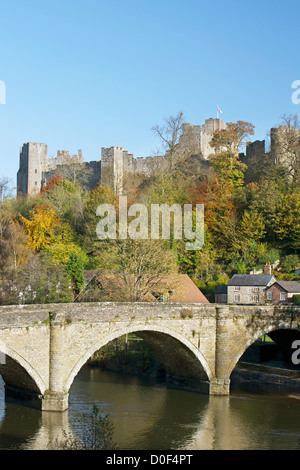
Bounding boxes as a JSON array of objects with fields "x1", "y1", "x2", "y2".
[
  {"x1": 228, "y1": 323, "x2": 300, "y2": 378},
  {"x1": 0, "y1": 345, "x2": 45, "y2": 407},
  {"x1": 65, "y1": 324, "x2": 213, "y2": 393}
]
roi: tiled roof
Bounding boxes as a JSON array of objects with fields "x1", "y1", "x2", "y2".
[
  {"x1": 271, "y1": 281, "x2": 300, "y2": 293},
  {"x1": 227, "y1": 274, "x2": 275, "y2": 286},
  {"x1": 82, "y1": 271, "x2": 209, "y2": 303},
  {"x1": 215, "y1": 284, "x2": 227, "y2": 294}
]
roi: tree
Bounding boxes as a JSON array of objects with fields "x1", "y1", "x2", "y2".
[
  {"x1": 43, "y1": 179, "x2": 86, "y2": 232},
  {"x1": 66, "y1": 252, "x2": 85, "y2": 298},
  {"x1": 82, "y1": 185, "x2": 117, "y2": 255},
  {"x1": 272, "y1": 191, "x2": 300, "y2": 250},
  {"x1": 0, "y1": 177, "x2": 13, "y2": 205},
  {"x1": 20, "y1": 203, "x2": 60, "y2": 252},
  {"x1": 0, "y1": 220, "x2": 33, "y2": 275},
  {"x1": 0, "y1": 253, "x2": 72, "y2": 305},
  {"x1": 210, "y1": 120, "x2": 255, "y2": 155},
  {"x1": 209, "y1": 151, "x2": 247, "y2": 188},
  {"x1": 151, "y1": 111, "x2": 185, "y2": 162},
  {"x1": 280, "y1": 254, "x2": 299, "y2": 274},
  {"x1": 95, "y1": 238, "x2": 178, "y2": 302}
]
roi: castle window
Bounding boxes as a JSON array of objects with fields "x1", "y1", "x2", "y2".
[{"x1": 35, "y1": 169, "x2": 37, "y2": 173}]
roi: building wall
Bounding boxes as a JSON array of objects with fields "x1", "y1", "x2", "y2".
[
  {"x1": 266, "y1": 284, "x2": 300, "y2": 304},
  {"x1": 227, "y1": 285, "x2": 268, "y2": 305},
  {"x1": 215, "y1": 293, "x2": 227, "y2": 304}
]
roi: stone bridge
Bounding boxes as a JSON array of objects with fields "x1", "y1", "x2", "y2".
[{"x1": 0, "y1": 302, "x2": 299, "y2": 411}]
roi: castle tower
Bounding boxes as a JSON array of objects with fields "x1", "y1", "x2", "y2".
[
  {"x1": 101, "y1": 147, "x2": 127, "y2": 194},
  {"x1": 17, "y1": 143, "x2": 48, "y2": 196},
  {"x1": 177, "y1": 118, "x2": 226, "y2": 159}
]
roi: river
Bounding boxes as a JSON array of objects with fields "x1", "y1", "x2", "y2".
[{"x1": 0, "y1": 365, "x2": 299, "y2": 450}]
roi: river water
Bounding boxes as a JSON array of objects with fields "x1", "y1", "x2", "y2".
[{"x1": 0, "y1": 365, "x2": 299, "y2": 450}]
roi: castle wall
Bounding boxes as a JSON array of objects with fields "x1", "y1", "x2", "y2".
[
  {"x1": 18, "y1": 117, "x2": 275, "y2": 198},
  {"x1": 100, "y1": 147, "x2": 167, "y2": 194},
  {"x1": 270, "y1": 125, "x2": 300, "y2": 168}
]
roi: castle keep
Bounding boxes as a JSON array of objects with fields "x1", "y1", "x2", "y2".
[{"x1": 16, "y1": 117, "x2": 289, "y2": 197}]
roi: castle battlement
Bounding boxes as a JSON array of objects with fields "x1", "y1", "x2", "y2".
[
  {"x1": 17, "y1": 118, "x2": 228, "y2": 196},
  {"x1": 18, "y1": 117, "x2": 264, "y2": 197}
]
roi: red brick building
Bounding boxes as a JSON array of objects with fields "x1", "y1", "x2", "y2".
[{"x1": 265, "y1": 281, "x2": 300, "y2": 304}]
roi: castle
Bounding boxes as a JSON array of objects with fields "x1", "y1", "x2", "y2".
[{"x1": 16, "y1": 117, "x2": 292, "y2": 197}]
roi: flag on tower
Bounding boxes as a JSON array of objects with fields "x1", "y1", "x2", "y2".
[{"x1": 217, "y1": 106, "x2": 223, "y2": 114}]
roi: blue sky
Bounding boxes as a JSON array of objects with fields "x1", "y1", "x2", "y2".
[{"x1": 1, "y1": 0, "x2": 300, "y2": 187}]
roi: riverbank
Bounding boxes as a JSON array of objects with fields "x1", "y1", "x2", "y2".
[{"x1": 231, "y1": 361, "x2": 300, "y2": 396}]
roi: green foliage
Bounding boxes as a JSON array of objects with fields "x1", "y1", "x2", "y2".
[
  {"x1": 293, "y1": 295, "x2": 300, "y2": 304},
  {"x1": 65, "y1": 251, "x2": 85, "y2": 297},
  {"x1": 280, "y1": 254, "x2": 299, "y2": 273}
]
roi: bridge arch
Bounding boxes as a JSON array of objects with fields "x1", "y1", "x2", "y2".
[
  {"x1": 65, "y1": 324, "x2": 213, "y2": 393},
  {"x1": 0, "y1": 343, "x2": 46, "y2": 400},
  {"x1": 228, "y1": 323, "x2": 300, "y2": 378}
]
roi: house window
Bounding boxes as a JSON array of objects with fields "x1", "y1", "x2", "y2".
[
  {"x1": 234, "y1": 286, "x2": 240, "y2": 291},
  {"x1": 267, "y1": 291, "x2": 273, "y2": 300},
  {"x1": 253, "y1": 295, "x2": 259, "y2": 302},
  {"x1": 253, "y1": 287, "x2": 259, "y2": 292},
  {"x1": 280, "y1": 292, "x2": 286, "y2": 301},
  {"x1": 221, "y1": 294, "x2": 227, "y2": 302},
  {"x1": 234, "y1": 294, "x2": 240, "y2": 302}
]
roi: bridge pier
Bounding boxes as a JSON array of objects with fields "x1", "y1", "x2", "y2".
[
  {"x1": 42, "y1": 312, "x2": 69, "y2": 411},
  {"x1": 210, "y1": 306, "x2": 231, "y2": 395},
  {"x1": 42, "y1": 390, "x2": 69, "y2": 412},
  {"x1": 209, "y1": 379, "x2": 230, "y2": 395}
]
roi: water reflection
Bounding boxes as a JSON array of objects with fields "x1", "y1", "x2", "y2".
[{"x1": 0, "y1": 368, "x2": 299, "y2": 450}]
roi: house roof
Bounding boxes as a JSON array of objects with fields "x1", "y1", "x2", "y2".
[
  {"x1": 227, "y1": 274, "x2": 275, "y2": 287},
  {"x1": 268, "y1": 280, "x2": 300, "y2": 293},
  {"x1": 215, "y1": 284, "x2": 227, "y2": 294},
  {"x1": 81, "y1": 271, "x2": 209, "y2": 303}
]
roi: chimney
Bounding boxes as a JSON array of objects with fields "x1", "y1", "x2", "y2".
[{"x1": 263, "y1": 262, "x2": 272, "y2": 275}]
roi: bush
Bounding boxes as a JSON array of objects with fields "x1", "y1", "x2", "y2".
[{"x1": 293, "y1": 295, "x2": 300, "y2": 305}]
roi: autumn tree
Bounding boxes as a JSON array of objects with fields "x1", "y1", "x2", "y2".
[
  {"x1": 0, "y1": 221, "x2": 33, "y2": 276},
  {"x1": 20, "y1": 203, "x2": 60, "y2": 252},
  {"x1": 210, "y1": 120, "x2": 255, "y2": 155}
]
